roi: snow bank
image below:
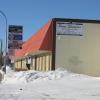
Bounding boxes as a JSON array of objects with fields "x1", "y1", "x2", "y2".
[
  {"x1": 2, "y1": 67, "x2": 97, "y2": 84},
  {"x1": 0, "y1": 70, "x2": 4, "y2": 82},
  {"x1": 1, "y1": 67, "x2": 100, "y2": 100},
  {"x1": 1, "y1": 65, "x2": 12, "y2": 73},
  {"x1": 2, "y1": 68, "x2": 71, "y2": 84}
]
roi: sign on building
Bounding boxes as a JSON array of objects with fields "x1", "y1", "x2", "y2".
[
  {"x1": 56, "y1": 22, "x2": 84, "y2": 36},
  {"x1": 8, "y1": 25, "x2": 23, "y2": 49}
]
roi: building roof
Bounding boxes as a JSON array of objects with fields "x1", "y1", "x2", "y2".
[
  {"x1": 52, "y1": 18, "x2": 100, "y2": 23},
  {"x1": 15, "y1": 20, "x2": 53, "y2": 59}
]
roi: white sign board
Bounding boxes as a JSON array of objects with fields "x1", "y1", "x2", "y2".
[{"x1": 56, "y1": 22, "x2": 84, "y2": 36}]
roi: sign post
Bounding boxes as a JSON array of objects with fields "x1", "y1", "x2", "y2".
[{"x1": 8, "y1": 25, "x2": 23, "y2": 70}]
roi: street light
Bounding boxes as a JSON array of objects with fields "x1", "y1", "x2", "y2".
[
  {"x1": 0, "y1": 10, "x2": 8, "y2": 73},
  {"x1": 0, "y1": 39, "x2": 2, "y2": 68}
]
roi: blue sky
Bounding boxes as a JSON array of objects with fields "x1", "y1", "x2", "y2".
[{"x1": 0, "y1": 0, "x2": 100, "y2": 49}]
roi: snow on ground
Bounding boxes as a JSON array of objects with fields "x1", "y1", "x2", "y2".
[{"x1": 0, "y1": 67, "x2": 100, "y2": 100}]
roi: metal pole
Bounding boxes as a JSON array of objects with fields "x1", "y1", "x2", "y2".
[
  {"x1": 0, "y1": 39, "x2": 2, "y2": 69},
  {"x1": 0, "y1": 10, "x2": 8, "y2": 73}
]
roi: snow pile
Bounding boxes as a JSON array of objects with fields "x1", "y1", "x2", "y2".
[
  {"x1": 1, "y1": 65, "x2": 12, "y2": 74},
  {"x1": 1, "y1": 67, "x2": 100, "y2": 100},
  {"x1": 2, "y1": 67, "x2": 96, "y2": 84},
  {"x1": 3, "y1": 68, "x2": 69, "y2": 84},
  {"x1": 0, "y1": 70, "x2": 4, "y2": 82}
]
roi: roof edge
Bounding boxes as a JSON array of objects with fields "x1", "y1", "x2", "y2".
[{"x1": 52, "y1": 18, "x2": 100, "y2": 23}]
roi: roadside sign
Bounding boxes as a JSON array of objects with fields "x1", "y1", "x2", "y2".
[{"x1": 8, "y1": 25, "x2": 23, "y2": 49}]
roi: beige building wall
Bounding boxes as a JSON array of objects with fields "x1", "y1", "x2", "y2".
[
  {"x1": 34, "y1": 53, "x2": 52, "y2": 71},
  {"x1": 22, "y1": 59, "x2": 27, "y2": 70},
  {"x1": 46, "y1": 55, "x2": 50, "y2": 71},
  {"x1": 42, "y1": 56, "x2": 45, "y2": 71},
  {"x1": 15, "y1": 52, "x2": 52, "y2": 71},
  {"x1": 17, "y1": 61, "x2": 21, "y2": 69},
  {"x1": 15, "y1": 59, "x2": 27, "y2": 71},
  {"x1": 15, "y1": 61, "x2": 18, "y2": 69},
  {"x1": 55, "y1": 23, "x2": 100, "y2": 76},
  {"x1": 49, "y1": 55, "x2": 52, "y2": 70},
  {"x1": 32, "y1": 57, "x2": 35, "y2": 70}
]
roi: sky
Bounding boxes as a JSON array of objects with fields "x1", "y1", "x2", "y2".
[{"x1": 0, "y1": 0, "x2": 100, "y2": 49}]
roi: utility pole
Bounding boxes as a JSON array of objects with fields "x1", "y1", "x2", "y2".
[
  {"x1": 0, "y1": 39, "x2": 2, "y2": 69},
  {"x1": 0, "y1": 10, "x2": 8, "y2": 73}
]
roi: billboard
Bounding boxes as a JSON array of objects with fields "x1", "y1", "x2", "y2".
[
  {"x1": 8, "y1": 25, "x2": 23, "y2": 49},
  {"x1": 56, "y1": 22, "x2": 84, "y2": 36}
]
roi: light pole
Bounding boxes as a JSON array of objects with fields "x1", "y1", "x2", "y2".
[
  {"x1": 0, "y1": 39, "x2": 2, "y2": 68},
  {"x1": 0, "y1": 10, "x2": 8, "y2": 73}
]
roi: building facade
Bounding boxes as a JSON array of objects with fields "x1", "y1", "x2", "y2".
[{"x1": 15, "y1": 18, "x2": 100, "y2": 76}]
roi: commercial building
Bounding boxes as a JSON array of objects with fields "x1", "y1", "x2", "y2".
[{"x1": 15, "y1": 18, "x2": 100, "y2": 76}]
